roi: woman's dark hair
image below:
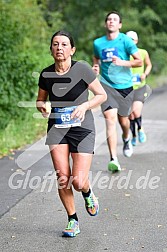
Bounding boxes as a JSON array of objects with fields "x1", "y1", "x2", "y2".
[
  {"x1": 50, "y1": 30, "x2": 75, "y2": 50},
  {"x1": 105, "y1": 11, "x2": 122, "y2": 23}
]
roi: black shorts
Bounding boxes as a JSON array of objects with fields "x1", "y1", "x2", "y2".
[
  {"x1": 46, "y1": 125, "x2": 95, "y2": 154},
  {"x1": 101, "y1": 84, "x2": 134, "y2": 116},
  {"x1": 133, "y1": 84, "x2": 152, "y2": 103}
]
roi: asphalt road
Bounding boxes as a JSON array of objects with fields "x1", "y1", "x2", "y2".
[{"x1": 0, "y1": 86, "x2": 167, "y2": 252}]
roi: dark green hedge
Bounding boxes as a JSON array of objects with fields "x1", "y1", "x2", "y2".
[{"x1": 0, "y1": 2, "x2": 46, "y2": 129}]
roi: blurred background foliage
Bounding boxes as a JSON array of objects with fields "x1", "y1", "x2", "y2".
[{"x1": 0, "y1": 0, "x2": 167, "y2": 155}]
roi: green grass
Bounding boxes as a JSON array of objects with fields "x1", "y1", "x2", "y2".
[{"x1": 0, "y1": 108, "x2": 47, "y2": 158}]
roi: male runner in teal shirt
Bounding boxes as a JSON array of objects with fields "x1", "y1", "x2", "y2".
[{"x1": 93, "y1": 11, "x2": 142, "y2": 172}]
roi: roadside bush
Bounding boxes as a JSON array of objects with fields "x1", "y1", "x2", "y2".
[{"x1": 0, "y1": 3, "x2": 37, "y2": 129}]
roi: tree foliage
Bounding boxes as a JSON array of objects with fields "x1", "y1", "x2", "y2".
[
  {"x1": 43, "y1": 0, "x2": 167, "y2": 71},
  {"x1": 0, "y1": 0, "x2": 62, "y2": 129}
]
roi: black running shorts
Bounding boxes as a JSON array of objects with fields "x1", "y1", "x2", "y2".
[{"x1": 46, "y1": 125, "x2": 95, "y2": 154}]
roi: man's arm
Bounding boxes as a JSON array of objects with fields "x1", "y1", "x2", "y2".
[
  {"x1": 131, "y1": 51, "x2": 143, "y2": 67},
  {"x1": 112, "y1": 51, "x2": 143, "y2": 68},
  {"x1": 140, "y1": 50, "x2": 152, "y2": 81},
  {"x1": 143, "y1": 51, "x2": 152, "y2": 76}
]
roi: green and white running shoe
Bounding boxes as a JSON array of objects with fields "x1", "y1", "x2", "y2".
[
  {"x1": 108, "y1": 158, "x2": 121, "y2": 172},
  {"x1": 62, "y1": 219, "x2": 80, "y2": 237}
]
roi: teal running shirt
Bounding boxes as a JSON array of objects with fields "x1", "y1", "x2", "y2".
[{"x1": 93, "y1": 33, "x2": 138, "y2": 89}]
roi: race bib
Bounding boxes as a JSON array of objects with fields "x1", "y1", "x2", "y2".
[
  {"x1": 132, "y1": 74, "x2": 141, "y2": 85},
  {"x1": 54, "y1": 106, "x2": 81, "y2": 128},
  {"x1": 102, "y1": 47, "x2": 118, "y2": 62}
]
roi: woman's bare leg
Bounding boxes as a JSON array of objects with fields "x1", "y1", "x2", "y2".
[{"x1": 49, "y1": 144, "x2": 76, "y2": 215}]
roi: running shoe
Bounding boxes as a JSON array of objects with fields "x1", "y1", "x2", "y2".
[
  {"x1": 84, "y1": 191, "x2": 99, "y2": 216},
  {"x1": 131, "y1": 137, "x2": 137, "y2": 146},
  {"x1": 123, "y1": 138, "x2": 133, "y2": 157},
  {"x1": 138, "y1": 128, "x2": 146, "y2": 143},
  {"x1": 62, "y1": 219, "x2": 80, "y2": 237},
  {"x1": 108, "y1": 158, "x2": 121, "y2": 172}
]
